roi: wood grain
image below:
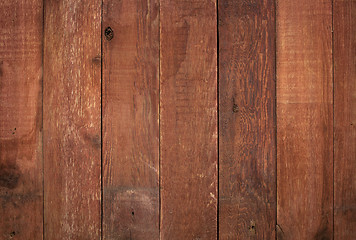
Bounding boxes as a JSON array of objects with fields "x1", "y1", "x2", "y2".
[
  {"x1": 102, "y1": 0, "x2": 159, "y2": 239},
  {"x1": 0, "y1": 1, "x2": 43, "y2": 239},
  {"x1": 218, "y1": 0, "x2": 276, "y2": 239},
  {"x1": 160, "y1": 1, "x2": 217, "y2": 239},
  {"x1": 334, "y1": 0, "x2": 356, "y2": 239},
  {"x1": 276, "y1": 0, "x2": 333, "y2": 239},
  {"x1": 43, "y1": 0, "x2": 101, "y2": 239}
]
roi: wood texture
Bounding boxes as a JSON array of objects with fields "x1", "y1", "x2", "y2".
[
  {"x1": 160, "y1": 1, "x2": 218, "y2": 239},
  {"x1": 43, "y1": 0, "x2": 101, "y2": 239},
  {"x1": 102, "y1": 0, "x2": 159, "y2": 239},
  {"x1": 334, "y1": 0, "x2": 356, "y2": 238},
  {"x1": 276, "y1": 0, "x2": 333, "y2": 239},
  {"x1": 0, "y1": 1, "x2": 43, "y2": 239},
  {"x1": 219, "y1": 0, "x2": 276, "y2": 238}
]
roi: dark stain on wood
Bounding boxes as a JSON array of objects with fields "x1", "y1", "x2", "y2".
[
  {"x1": 92, "y1": 55, "x2": 101, "y2": 64},
  {"x1": 0, "y1": 163, "x2": 21, "y2": 189},
  {"x1": 83, "y1": 133, "x2": 101, "y2": 149}
]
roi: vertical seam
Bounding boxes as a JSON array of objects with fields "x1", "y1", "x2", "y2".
[
  {"x1": 216, "y1": 0, "x2": 219, "y2": 239},
  {"x1": 275, "y1": 0, "x2": 278, "y2": 239},
  {"x1": 42, "y1": 0, "x2": 45, "y2": 239},
  {"x1": 331, "y1": 0, "x2": 335, "y2": 238},
  {"x1": 100, "y1": 0, "x2": 104, "y2": 239},
  {"x1": 159, "y1": 0, "x2": 162, "y2": 239}
]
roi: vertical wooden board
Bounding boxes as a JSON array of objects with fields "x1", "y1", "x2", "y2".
[
  {"x1": 160, "y1": 1, "x2": 217, "y2": 239},
  {"x1": 43, "y1": 0, "x2": 101, "y2": 239},
  {"x1": 334, "y1": 0, "x2": 356, "y2": 239},
  {"x1": 102, "y1": 0, "x2": 159, "y2": 239},
  {"x1": 219, "y1": 0, "x2": 276, "y2": 239},
  {"x1": 0, "y1": 1, "x2": 43, "y2": 239},
  {"x1": 276, "y1": 0, "x2": 333, "y2": 239}
]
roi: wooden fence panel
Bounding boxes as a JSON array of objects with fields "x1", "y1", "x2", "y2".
[
  {"x1": 0, "y1": 1, "x2": 43, "y2": 239},
  {"x1": 160, "y1": 1, "x2": 218, "y2": 239},
  {"x1": 334, "y1": 0, "x2": 356, "y2": 239},
  {"x1": 276, "y1": 0, "x2": 333, "y2": 239},
  {"x1": 102, "y1": 0, "x2": 160, "y2": 239},
  {"x1": 218, "y1": 0, "x2": 276, "y2": 238},
  {"x1": 43, "y1": 0, "x2": 102, "y2": 239}
]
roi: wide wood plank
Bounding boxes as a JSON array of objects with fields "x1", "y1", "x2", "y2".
[
  {"x1": 0, "y1": 1, "x2": 43, "y2": 239},
  {"x1": 160, "y1": 1, "x2": 218, "y2": 239},
  {"x1": 102, "y1": 0, "x2": 160, "y2": 239},
  {"x1": 43, "y1": 0, "x2": 101, "y2": 239},
  {"x1": 219, "y1": 0, "x2": 276, "y2": 238},
  {"x1": 276, "y1": 0, "x2": 333, "y2": 239},
  {"x1": 334, "y1": 0, "x2": 356, "y2": 239}
]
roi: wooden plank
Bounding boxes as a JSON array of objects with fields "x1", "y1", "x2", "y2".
[
  {"x1": 219, "y1": 0, "x2": 276, "y2": 238},
  {"x1": 0, "y1": 1, "x2": 43, "y2": 239},
  {"x1": 276, "y1": 0, "x2": 333, "y2": 239},
  {"x1": 43, "y1": 0, "x2": 101, "y2": 239},
  {"x1": 160, "y1": 1, "x2": 217, "y2": 239},
  {"x1": 334, "y1": 0, "x2": 356, "y2": 239},
  {"x1": 102, "y1": 0, "x2": 159, "y2": 239}
]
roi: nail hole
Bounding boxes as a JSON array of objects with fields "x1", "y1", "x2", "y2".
[
  {"x1": 249, "y1": 220, "x2": 256, "y2": 235},
  {"x1": 10, "y1": 231, "x2": 16, "y2": 237}
]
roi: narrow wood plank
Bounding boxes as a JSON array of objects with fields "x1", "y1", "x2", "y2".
[
  {"x1": 43, "y1": 0, "x2": 101, "y2": 239},
  {"x1": 0, "y1": 1, "x2": 43, "y2": 239},
  {"x1": 219, "y1": 0, "x2": 276, "y2": 238},
  {"x1": 276, "y1": 0, "x2": 333, "y2": 239},
  {"x1": 160, "y1": 1, "x2": 218, "y2": 239},
  {"x1": 102, "y1": 0, "x2": 160, "y2": 239},
  {"x1": 334, "y1": 0, "x2": 356, "y2": 238}
]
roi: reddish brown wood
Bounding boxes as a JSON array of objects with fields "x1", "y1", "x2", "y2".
[
  {"x1": 219, "y1": 0, "x2": 276, "y2": 238},
  {"x1": 160, "y1": 1, "x2": 218, "y2": 239},
  {"x1": 43, "y1": 0, "x2": 101, "y2": 239},
  {"x1": 0, "y1": 1, "x2": 43, "y2": 239},
  {"x1": 334, "y1": 0, "x2": 356, "y2": 239},
  {"x1": 102, "y1": 0, "x2": 160, "y2": 239},
  {"x1": 277, "y1": 0, "x2": 333, "y2": 239}
]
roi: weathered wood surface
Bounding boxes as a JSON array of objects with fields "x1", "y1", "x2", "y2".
[
  {"x1": 219, "y1": 0, "x2": 276, "y2": 238},
  {"x1": 276, "y1": 0, "x2": 333, "y2": 239},
  {"x1": 102, "y1": 0, "x2": 160, "y2": 239},
  {"x1": 1, "y1": 1, "x2": 356, "y2": 239},
  {"x1": 0, "y1": 1, "x2": 43, "y2": 239},
  {"x1": 160, "y1": 0, "x2": 218, "y2": 239},
  {"x1": 334, "y1": 0, "x2": 356, "y2": 239},
  {"x1": 43, "y1": 0, "x2": 102, "y2": 239}
]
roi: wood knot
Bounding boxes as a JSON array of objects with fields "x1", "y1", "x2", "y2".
[
  {"x1": 232, "y1": 104, "x2": 239, "y2": 113},
  {"x1": 92, "y1": 55, "x2": 101, "y2": 64},
  {"x1": 104, "y1": 27, "x2": 114, "y2": 41}
]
